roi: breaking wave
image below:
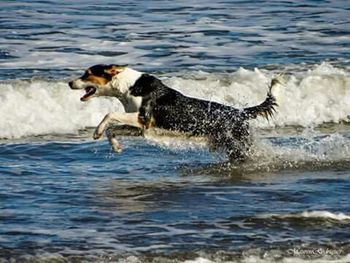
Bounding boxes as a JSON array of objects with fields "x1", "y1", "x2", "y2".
[{"x1": 0, "y1": 62, "x2": 349, "y2": 139}]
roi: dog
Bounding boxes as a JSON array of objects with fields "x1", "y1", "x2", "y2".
[{"x1": 69, "y1": 64, "x2": 279, "y2": 161}]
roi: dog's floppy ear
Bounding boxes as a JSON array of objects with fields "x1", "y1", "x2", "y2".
[
  {"x1": 104, "y1": 64, "x2": 127, "y2": 76},
  {"x1": 130, "y1": 74, "x2": 159, "y2": 96}
]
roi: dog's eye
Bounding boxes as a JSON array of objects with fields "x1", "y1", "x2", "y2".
[
  {"x1": 101, "y1": 73, "x2": 112, "y2": 80},
  {"x1": 81, "y1": 71, "x2": 90, "y2": 79}
]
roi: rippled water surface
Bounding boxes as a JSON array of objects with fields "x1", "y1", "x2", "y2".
[
  {"x1": 1, "y1": 1, "x2": 350, "y2": 262},
  {"x1": 1, "y1": 0, "x2": 349, "y2": 78}
]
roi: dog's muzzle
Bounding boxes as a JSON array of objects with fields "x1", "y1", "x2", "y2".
[{"x1": 69, "y1": 79, "x2": 86, "y2": 90}]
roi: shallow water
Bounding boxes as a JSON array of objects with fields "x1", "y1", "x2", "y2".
[
  {"x1": 1, "y1": 1, "x2": 350, "y2": 262},
  {"x1": 1, "y1": 132, "x2": 350, "y2": 262}
]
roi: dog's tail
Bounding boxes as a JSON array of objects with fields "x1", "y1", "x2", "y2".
[{"x1": 243, "y1": 75, "x2": 283, "y2": 120}]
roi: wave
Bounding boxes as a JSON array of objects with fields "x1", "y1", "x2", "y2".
[{"x1": 0, "y1": 62, "x2": 349, "y2": 139}]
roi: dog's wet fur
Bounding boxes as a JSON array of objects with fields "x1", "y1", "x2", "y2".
[{"x1": 69, "y1": 64, "x2": 279, "y2": 161}]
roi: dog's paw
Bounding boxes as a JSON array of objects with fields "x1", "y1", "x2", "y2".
[
  {"x1": 93, "y1": 130, "x2": 103, "y2": 140},
  {"x1": 109, "y1": 137, "x2": 123, "y2": 153},
  {"x1": 113, "y1": 147, "x2": 123, "y2": 153}
]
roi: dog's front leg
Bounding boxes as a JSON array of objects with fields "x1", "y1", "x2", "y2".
[
  {"x1": 93, "y1": 112, "x2": 143, "y2": 140},
  {"x1": 107, "y1": 131, "x2": 123, "y2": 153},
  {"x1": 93, "y1": 113, "x2": 113, "y2": 140},
  {"x1": 104, "y1": 126, "x2": 143, "y2": 153}
]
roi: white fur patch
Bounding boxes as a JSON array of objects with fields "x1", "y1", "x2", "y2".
[
  {"x1": 110, "y1": 67, "x2": 142, "y2": 94},
  {"x1": 109, "y1": 67, "x2": 143, "y2": 112}
]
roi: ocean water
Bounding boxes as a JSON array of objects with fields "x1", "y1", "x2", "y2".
[{"x1": 1, "y1": 0, "x2": 350, "y2": 262}]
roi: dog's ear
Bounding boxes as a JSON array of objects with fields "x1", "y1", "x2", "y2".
[
  {"x1": 130, "y1": 74, "x2": 158, "y2": 96},
  {"x1": 104, "y1": 64, "x2": 127, "y2": 76}
]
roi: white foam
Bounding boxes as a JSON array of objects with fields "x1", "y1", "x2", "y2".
[
  {"x1": 300, "y1": 211, "x2": 350, "y2": 220},
  {"x1": 259, "y1": 210, "x2": 350, "y2": 221}
]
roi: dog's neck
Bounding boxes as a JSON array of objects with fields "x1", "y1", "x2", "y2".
[
  {"x1": 110, "y1": 67, "x2": 142, "y2": 95},
  {"x1": 108, "y1": 67, "x2": 143, "y2": 112}
]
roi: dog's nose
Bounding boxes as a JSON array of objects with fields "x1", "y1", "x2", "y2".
[{"x1": 68, "y1": 81, "x2": 73, "y2": 88}]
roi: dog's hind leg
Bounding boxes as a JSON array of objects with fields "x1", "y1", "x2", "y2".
[
  {"x1": 227, "y1": 140, "x2": 251, "y2": 163},
  {"x1": 228, "y1": 130, "x2": 252, "y2": 163},
  {"x1": 210, "y1": 122, "x2": 252, "y2": 163},
  {"x1": 93, "y1": 112, "x2": 143, "y2": 140}
]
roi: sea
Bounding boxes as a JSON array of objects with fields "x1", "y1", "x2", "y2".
[{"x1": 0, "y1": 0, "x2": 350, "y2": 262}]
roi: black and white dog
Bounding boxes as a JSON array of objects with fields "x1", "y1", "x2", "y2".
[{"x1": 69, "y1": 64, "x2": 279, "y2": 161}]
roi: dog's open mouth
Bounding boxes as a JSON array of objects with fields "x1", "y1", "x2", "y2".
[{"x1": 81, "y1": 86, "x2": 96, "y2": 101}]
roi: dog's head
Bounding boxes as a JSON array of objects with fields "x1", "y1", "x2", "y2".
[{"x1": 69, "y1": 64, "x2": 128, "y2": 101}]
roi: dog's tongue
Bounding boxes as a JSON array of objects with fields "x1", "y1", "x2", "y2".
[{"x1": 80, "y1": 86, "x2": 96, "y2": 101}]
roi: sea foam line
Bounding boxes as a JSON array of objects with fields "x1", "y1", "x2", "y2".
[{"x1": 258, "y1": 210, "x2": 350, "y2": 221}]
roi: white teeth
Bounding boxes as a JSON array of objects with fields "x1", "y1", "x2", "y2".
[{"x1": 81, "y1": 86, "x2": 96, "y2": 101}]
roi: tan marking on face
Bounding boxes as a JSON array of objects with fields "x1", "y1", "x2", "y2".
[{"x1": 85, "y1": 75, "x2": 110, "y2": 85}]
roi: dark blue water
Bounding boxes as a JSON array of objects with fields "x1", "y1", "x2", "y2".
[{"x1": 1, "y1": 1, "x2": 350, "y2": 262}]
